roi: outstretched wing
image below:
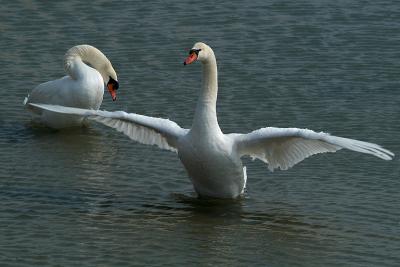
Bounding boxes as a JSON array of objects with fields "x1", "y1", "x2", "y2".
[
  {"x1": 29, "y1": 103, "x2": 188, "y2": 152},
  {"x1": 233, "y1": 127, "x2": 393, "y2": 171}
]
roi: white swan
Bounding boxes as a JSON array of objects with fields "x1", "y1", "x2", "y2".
[
  {"x1": 24, "y1": 44, "x2": 119, "y2": 129},
  {"x1": 29, "y1": 42, "x2": 394, "y2": 198}
]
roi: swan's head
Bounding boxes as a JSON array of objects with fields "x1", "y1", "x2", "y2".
[
  {"x1": 102, "y1": 64, "x2": 119, "y2": 102},
  {"x1": 183, "y1": 42, "x2": 213, "y2": 65},
  {"x1": 66, "y1": 45, "x2": 119, "y2": 101}
]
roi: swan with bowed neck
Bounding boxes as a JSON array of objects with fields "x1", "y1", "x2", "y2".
[
  {"x1": 29, "y1": 42, "x2": 394, "y2": 198},
  {"x1": 24, "y1": 45, "x2": 119, "y2": 129}
]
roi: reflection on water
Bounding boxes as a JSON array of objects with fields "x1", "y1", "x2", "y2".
[
  {"x1": 1, "y1": 0, "x2": 399, "y2": 266},
  {"x1": 73, "y1": 191, "x2": 333, "y2": 266}
]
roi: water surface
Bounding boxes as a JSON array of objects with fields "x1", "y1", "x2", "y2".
[{"x1": 0, "y1": 1, "x2": 399, "y2": 266}]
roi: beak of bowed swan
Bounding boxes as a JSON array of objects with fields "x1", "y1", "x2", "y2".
[
  {"x1": 107, "y1": 77, "x2": 119, "y2": 101},
  {"x1": 183, "y1": 49, "x2": 201, "y2": 65}
]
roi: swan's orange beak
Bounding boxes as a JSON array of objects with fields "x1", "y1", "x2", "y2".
[
  {"x1": 184, "y1": 52, "x2": 198, "y2": 65},
  {"x1": 107, "y1": 77, "x2": 119, "y2": 101}
]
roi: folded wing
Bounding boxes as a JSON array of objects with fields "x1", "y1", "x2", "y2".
[
  {"x1": 29, "y1": 103, "x2": 188, "y2": 152},
  {"x1": 233, "y1": 127, "x2": 394, "y2": 171}
]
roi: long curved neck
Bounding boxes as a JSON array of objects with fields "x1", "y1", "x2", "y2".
[
  {"x1": 192, "y1": 54, "x2": 221, "y2": 135},
  {"x1": 64, "y1": 45, "x2": 109, "y2": 81}
]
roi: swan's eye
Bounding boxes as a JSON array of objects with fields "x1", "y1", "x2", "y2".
[{"x1": 189, "y1": 49, "x2": 201, "y2": 56}]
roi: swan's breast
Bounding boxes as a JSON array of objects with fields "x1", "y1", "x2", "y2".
[{"x1": 177, "y1": 133, "x2": 245, "y2": 198}]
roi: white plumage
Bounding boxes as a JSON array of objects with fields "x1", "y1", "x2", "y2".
[
  {"x1": 233, "y1": 127, "x2": 392, "y2": 171},
  {"x1": 24, "y1": 45, "x2": 118, "y2": 129},
  {"x1": 29, "y1": 42, "x2": 394, "y2": 198}
]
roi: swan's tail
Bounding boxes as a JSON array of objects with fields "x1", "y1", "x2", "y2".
[{"x1": 23, "y1": 95, "x2": 29, "y2": 106}]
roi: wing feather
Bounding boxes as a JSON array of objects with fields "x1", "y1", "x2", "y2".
[
  {"x1": 29, "y1": 103, "x2": 188, "y2": 152},
  {"x1": 233, "y1": 127, "x2": 393, "y2": 171}
]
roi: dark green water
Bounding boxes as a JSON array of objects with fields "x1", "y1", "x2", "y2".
[{"x1": 1, "y1": 1, "x2": 399, "y2": 266}]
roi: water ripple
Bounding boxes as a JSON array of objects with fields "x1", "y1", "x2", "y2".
[{"x1": 1, "y1": 0, "x2": 399, "y2": 266}]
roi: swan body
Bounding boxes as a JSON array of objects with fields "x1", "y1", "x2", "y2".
[
  {"x1": 24, "y1": 45, "x2": 119, "y2": 129},
  {"x1": 29, "y1": 42, "x2": 394, "y2": 198}
]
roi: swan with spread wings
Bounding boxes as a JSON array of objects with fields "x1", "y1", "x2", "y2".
[{"x1": 29, "y1": 42, "x2": 394, "y2": 198}]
